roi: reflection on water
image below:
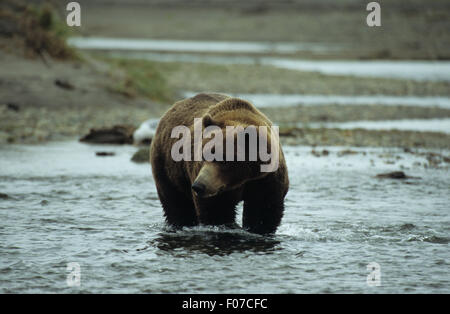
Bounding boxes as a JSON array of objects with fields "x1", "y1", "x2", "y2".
[{"x1": 151, "y1": 228, "x2": 280, "y2": 256}]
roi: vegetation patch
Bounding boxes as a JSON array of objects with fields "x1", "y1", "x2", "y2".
[
  {"x1": 0, "y1": 0, "x2": 77, "y2": 60},
  {"x1": 105, "y1": 58, "x2": 174, "y2": 103}
]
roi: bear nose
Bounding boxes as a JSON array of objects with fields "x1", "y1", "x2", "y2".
[{"x1": 192, "y1": 182, "x2": 206, "y2": 197}]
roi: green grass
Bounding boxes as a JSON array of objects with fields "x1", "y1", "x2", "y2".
[
  {"x1": 105, "y1": 58, "x2": 174, "y2": 103},
  {"x1": 0, "y1": 0, "x2": 79, "y2": 60},
  {"x1": 30, "y1": 2, "x2": 79, "y2": 59}
]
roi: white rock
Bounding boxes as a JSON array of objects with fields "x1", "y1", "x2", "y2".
[{"x1": 133, "y1": 118, "x2": 160, "y2": 144}]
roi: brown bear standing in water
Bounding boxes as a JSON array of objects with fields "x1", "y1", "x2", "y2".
[{"x1": 150, "y1": 93, "x2": 289, "y2": 235}]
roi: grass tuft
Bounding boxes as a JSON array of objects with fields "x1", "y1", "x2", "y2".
[
  {"x1": 0, "y1": 0, "x2": 78, "y2": 60},
  {"x1": 105, "y1": 58, "x2": 174, "y2": 103}
]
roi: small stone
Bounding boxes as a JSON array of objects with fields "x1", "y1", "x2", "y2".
[
  {"x1": 7, "y1": 103, "x2": 20, "y2": 111},
  {"x1": 131, "y1": 147, "x2": 150, "y2": 163},
  {"x1": 376, "y1": 171, "x2": 406, "y2": 179},
  {"x1": 80, "y1": 125, "x2": 136, "y2": 145},
  {"x1": 337, "y1": 149, "x2": 358, "y2": 157},
  {"x1": 375, "y1": 171, "x2": 420, "y2": 180},
  {"x1": 54, "y1": 79, "x2": 74, "y2": 90},
  {"x1": 96, "y1": 151, "x2": 115, "y2": 157}
]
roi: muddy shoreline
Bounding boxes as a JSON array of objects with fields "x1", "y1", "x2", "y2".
[
  {"x1": 1, "y1": 49, "x2": 449, "y2": 147},
  {"x1": 2, "y1": 100, "x2": 450, "y2": 149}
]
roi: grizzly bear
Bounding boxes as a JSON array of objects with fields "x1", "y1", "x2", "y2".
[{"x1": 150, "y1": 93, "x2": 289, "y2": 234}]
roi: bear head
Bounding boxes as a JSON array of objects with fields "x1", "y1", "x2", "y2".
[{"x1": 190, "y1": 101, "x2": 280, "y2": 198}]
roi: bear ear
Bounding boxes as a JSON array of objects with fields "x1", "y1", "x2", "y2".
[{"x1": 202, "y1": 114, "x2": 216, "y2": 128}]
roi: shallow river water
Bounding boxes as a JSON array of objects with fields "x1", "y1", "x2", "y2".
[
  {"x1": 69, "y1": 37, "x2": 450, "y2": 81},
  {"x1": 0, "y1": 142, "x2": 448, "y2": 293}
]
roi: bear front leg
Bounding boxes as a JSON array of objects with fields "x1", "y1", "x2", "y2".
[
  {"x1": 153, "y1": 170, "x2": 198, "y2": 228},
  {"x1": 193, "y1": 190, "x2": 241, "y2": 227},
  {"x1": 242, "y1": 175, "x2": 287, "y2": 235},
  {"x1": 158, "y1": 187, "x2": 198, "y2": 228},
  {"x1": 151, "y1": 149, "x2": 198, "y2": 228}
]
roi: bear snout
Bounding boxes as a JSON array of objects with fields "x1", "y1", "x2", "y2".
[{"x1": 192, "y1": 181, "x2": 206, "y2": 197}]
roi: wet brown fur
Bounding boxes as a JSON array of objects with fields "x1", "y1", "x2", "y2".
[{"x1": 150, "y1": 93, "x2": 289, "y2": 234}]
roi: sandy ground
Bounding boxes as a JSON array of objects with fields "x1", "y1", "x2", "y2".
[
  {"x1": 262, "y1": 105, "x2": 450, "y2": 125},
  {"x1": 279, "y1": 127, "x2": 450, "y2": 149},
  {"x1": 0, "y1": 49, "x2": 166, "y2": 143}
]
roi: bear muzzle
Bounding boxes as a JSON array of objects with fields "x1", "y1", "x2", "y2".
[
  {"x1": 192, "y1": 163, "x2": 228, "y2": 198},
  {"x1": 191, "y1": 181, "x2": 206, "y2": 197},
  {"x1": 191, "y1": 180, "x2": 226, "y2": 198}
]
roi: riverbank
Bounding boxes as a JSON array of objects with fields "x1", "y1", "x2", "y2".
[
  {"x1": 1, "y1": 1, "x2": 449, "y2": 148},
  {"x1": 105, "y1": 58, "x2": 450, "y2": 96},
  {"x1": 0, "y1": 49, "x2": 168, "y2": 144},
  {"x1": 1, "y1": 49, "x2": 449, "y2": 148},
  {"x1": 2, "y1": 99, "x2": 450, "y2": 149}
]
